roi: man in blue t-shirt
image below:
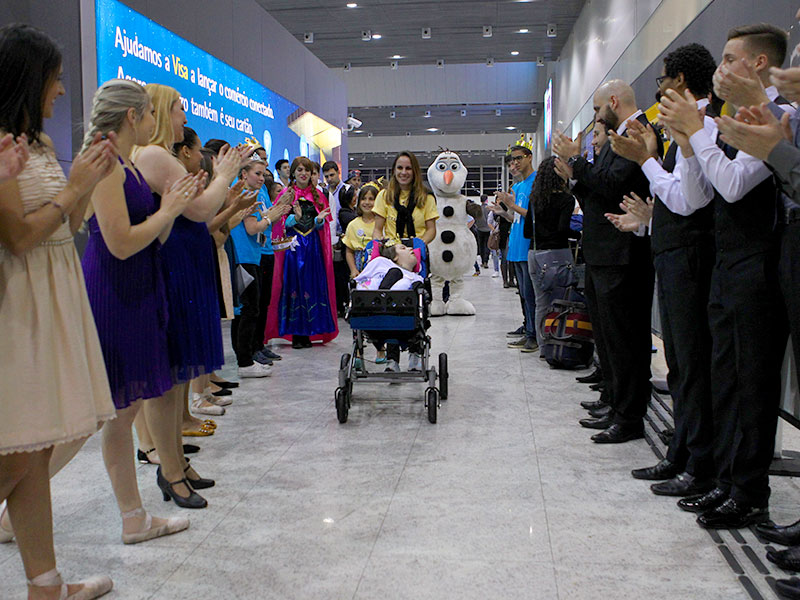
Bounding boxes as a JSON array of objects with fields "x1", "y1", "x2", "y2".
[{"x1": 496, "y1": 145, "x2": 538, "y2": 352}]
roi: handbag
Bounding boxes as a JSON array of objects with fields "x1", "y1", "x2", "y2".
[
  {"x1": 234, "y1": 264, "x2": 255, "y2": 296},
  {"x1": 488, "y1": 229, "x2": 500, "y2": 251}
]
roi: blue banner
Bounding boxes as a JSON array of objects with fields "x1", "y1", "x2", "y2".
[{"x1": 95, "y1": 0, "x2": 319, "y2": 167}]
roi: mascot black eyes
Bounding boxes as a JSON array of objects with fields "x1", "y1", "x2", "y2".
[{"x1": 427, "y1": 151, "x2": 478, "y2": 316}]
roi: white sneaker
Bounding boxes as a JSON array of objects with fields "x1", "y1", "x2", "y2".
[
  {"x1": 408, "y1": 353, "x2": 422, "y2": 372},
  {"x1": 238, "y1": 362, "x2": 273, "y2": 378},
  {"x1": 384, "y1": 359, "x2": 401, "y2": 373},
  {"x1": 191, "y1": 396, "x2": 225, "y2": 416},
  {"x1": 492, "y1": 271, "x2": 499, "y2": 278}
]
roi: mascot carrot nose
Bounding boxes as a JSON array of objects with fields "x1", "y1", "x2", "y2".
[{"x1": 443, "y1": 170, "x2": 454, "y2": 185}]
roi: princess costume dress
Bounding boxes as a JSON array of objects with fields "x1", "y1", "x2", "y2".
[{"x1": 264, "y1": 185, "x2": 338, "y2": 344}]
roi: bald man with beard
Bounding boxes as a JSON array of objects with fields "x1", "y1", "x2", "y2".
[{"x1": 553, "y1": 80, "x2": 662, "y2": 444}]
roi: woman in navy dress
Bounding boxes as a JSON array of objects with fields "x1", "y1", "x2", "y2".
[{"x1": 134, "y1": 84, "x2": 248, "y2": 507}]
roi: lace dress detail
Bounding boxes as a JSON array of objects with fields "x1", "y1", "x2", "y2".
[{"x1": 0, "y1": 143, "x2": 116, "y2": 454}]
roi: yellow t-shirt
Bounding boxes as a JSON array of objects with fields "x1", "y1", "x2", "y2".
[
  {"x1": 373, "y1": 189, "x2": 439, "y2": 242},
  {"x1": 342, "y1": 217, "x2": 375, "y2": 251}
]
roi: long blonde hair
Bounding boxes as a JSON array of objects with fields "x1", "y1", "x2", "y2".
[
  {"x1": 81, "y1": 79, "x2": 149, "y2": 153},
  {"x1": 143, "y1": 83, "x2": 180, "y2": 151}
]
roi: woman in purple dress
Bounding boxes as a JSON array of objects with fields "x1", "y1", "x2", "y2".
[
  {"x1": 134, "y1": 84, "x2": 248, "y2": 507},
  {"x1": 82, "y1": 79, "x2": 202, "y2": 536}
]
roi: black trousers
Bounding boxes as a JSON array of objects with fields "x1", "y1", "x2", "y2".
[
  {"x1": 709, "y1": 250, "x2": 787, "y2": 507},
  {"x1": 477, "y1": 230, "x2": 490, "y2": 265},
  {"x1": 584, "y1": 255, "x2": 654, "y2": 427},
  {"x1": 231, "y1": 263, "x2": 262, "y2": 368},
  {"x1": 779, "y1": 222, "x2": 800, "y2": 384},
  {"x1": 654, "y1": 243, "x2": 715, "y2": 479},
  {"x1": 333, "y1": 255, "x2": 350, "y2": 316},
  {"x1": 255, "y1": 253, "x2": 275, "y2": 349}
]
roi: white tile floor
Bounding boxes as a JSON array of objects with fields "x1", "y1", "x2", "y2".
[{"x1": 2, "y1": 272, "x2": 800, "y2": 599}]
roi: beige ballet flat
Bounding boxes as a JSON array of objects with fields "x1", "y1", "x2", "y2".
[
  {"x1": 28, "y1": 568, "x2": 113, "y2": 600},
  {"x1": 121, "y1": 507, "x2": 189, "y2": 545}
]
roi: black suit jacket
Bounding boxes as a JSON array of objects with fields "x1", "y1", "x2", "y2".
[{"x1": 572, "y1": 112, "x2": 663, "y2": 266}]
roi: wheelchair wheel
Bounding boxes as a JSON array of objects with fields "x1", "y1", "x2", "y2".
[
  {"x1": 425, "y1": 388, "x2": 438, "y2": 424},
  {"x1": 439, "y1": 353, "x2": 448, "y2": 400},
  {"x1": 339, "y1": 353, "x2": 351, "y2": 388},
  {"x1": 335, "y1": 387, "x2": 349, "y2": 424}
]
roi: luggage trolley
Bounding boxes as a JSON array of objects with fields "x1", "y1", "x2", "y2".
[{"x1": 334, "y1": 238, "x2": 448, "y2": 424}]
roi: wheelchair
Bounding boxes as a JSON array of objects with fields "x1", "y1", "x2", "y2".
[{"x1": 335, "y1": 238, "x2": 448, "y2": 424}]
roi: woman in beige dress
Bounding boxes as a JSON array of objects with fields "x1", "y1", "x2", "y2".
[{"x1": 0, "y1": 24, "x2": 116, "y2": 600}]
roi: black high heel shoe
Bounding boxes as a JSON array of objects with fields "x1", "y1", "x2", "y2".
[
  {"x1": 137, "y1": 448, "x2": 157, "y2": 464},
  {"x1": 156, "y1": 467, "x2": 207, "y2": 509},
  {"x1": 184, "y1": 465, "x2": 215, "y2": 490}
]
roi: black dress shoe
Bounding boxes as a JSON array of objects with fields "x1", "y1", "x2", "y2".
[
  {"x1": 591, "y1": 423, "x2": 644, "y2": 444},
  {"x1": 650, "y1": 472, "x2": 714, "y2": 497},
  {"x1": 677, "y1": 487, "x2": 728, "y2": 513},
  {"x1": 183, "y1": 444, "x2": 200, "y2": 455},
  {"x1": 767, "y1": 546, "x2": 800, "y2": 572},
  {"x1": 631, "y1": 458, "x2": 678, "y2": 481},
  {"x1": 576, "y1": 368, "x2": 603, "y2": 384},
  {"x1": 211, "y1": 380, "x2": 239, "y2": 389},
  {"x1": 588, "y1": 404, "x2": 613, "y2": 419},
  {"x1": 579, "y1": 414, "x2": 613, "y2": 429},
  {"x1": 184, "y1": 465, "x2": 215, "y2": 490},
  {"x1": 756, "y1": 519, "x2": 800, "y2": 546},
  {"x1": 697, "y1": 498, "x2": 769, "y2": 529},
  {"x1": 211, "y1": 388, "x2": 232, "y2": 397},
  {"x1": 776, "y1": 578, "x2": 800, "y2": 599},
  {"x1": 580, "y1": 398, "x2": 608, "y2": 410},
  {"x1": 589, "y1": 382, "x2": 606, "y2": 392}
]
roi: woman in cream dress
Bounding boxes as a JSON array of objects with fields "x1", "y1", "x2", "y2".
[{"x1": 0, "y1": 23, "x2": 116, "y2": 600}]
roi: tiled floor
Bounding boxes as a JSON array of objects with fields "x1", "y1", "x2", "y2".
[{"x1": 2, "y1": 272, "x2": 799, "y2": 599}]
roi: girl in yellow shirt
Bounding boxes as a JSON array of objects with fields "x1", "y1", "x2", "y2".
[
  {"x1": 343, "y1": 185, "x2": 378, "y2": 278},
  {"x1": 372, "y1": 151, "x2": 438, "y2": 244}
]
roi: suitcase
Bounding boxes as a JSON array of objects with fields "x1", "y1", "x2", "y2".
[{"x1": 541, "y1": 287, "x2": 594, "y2": 370}]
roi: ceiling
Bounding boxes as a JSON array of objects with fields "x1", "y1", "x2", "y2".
[
  {"x1": 258, "y1": 0, "x2": 585, "y2": 161},
  {"x1": 256, "y1": 0, "x2": 586, "y2": 68},
  {"x1": 350, "y1": 102, "x2": 541, "y2": 136}
]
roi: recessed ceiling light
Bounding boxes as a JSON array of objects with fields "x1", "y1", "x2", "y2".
[
  {"x1": 506, "y1": 126, "x2": 516, "y2": 130},
  {"x1": 372, "y1": 33, "x2": 382, "y2": 39},
  {"x1": 510, "y1": 51, "x2": 520, "y2": 56},
  {"x1": 517, "y1": 29, "x2": 529, "y2": 33},
  {"x1": 426, "y1": 128, "x2": 439, "y2": 132},
  {"x1": 346, "y1": 3, "x2": 357, "y2": 7},
  {"x1": 390, "y1": 55, "x2": 403, "y2": 59}
]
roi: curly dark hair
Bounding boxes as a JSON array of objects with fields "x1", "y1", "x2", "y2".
[
  {"x1": 663, "y1": 43, "x2": 717, "y2": 99},
  {"x1": 530, "y1": 157, "x2": 564, "y2": 216}
]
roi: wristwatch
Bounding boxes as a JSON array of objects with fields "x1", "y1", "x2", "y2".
[{"x1": 567, "y1": 155, "x2": 581, "y2": 168}]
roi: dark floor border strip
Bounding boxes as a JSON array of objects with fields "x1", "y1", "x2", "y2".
[
  {"x1": 740, "y1": 575, "x2": 766, "y2": 600},
  {"x1": 721, "y1": 545, "x2": 745, "y2": 574},
  {"x1": 730, "y1": 529, "x2": 746, "y2": 544},
  {"x1": 743, "y1": 545, "x2": 771, "y2": 575}
]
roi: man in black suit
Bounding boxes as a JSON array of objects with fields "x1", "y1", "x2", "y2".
[
  {"x1": 553, "y1": 80, "x2": 659, "y2": 444},
  {"x1": 608, "y1": 44, "x2": 719, "y2": 496}
]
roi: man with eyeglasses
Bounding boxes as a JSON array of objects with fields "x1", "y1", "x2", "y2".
[
  {"x1": 495, "y1": 146, "x2": 539, "y2": 353},
  {"x1": 607, "y1": 44, "x2": 719, "y2": 498},
  {"x1": 552, "y1": 79, "x2": 659, "y2": 444}
]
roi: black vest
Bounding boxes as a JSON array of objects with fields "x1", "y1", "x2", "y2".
[
  {"x1": 712, "y1": 134, "x2": 778, "y2": 259},
  {"x1": 651, "y1": 142, "x2": 714, "y2": 255}
]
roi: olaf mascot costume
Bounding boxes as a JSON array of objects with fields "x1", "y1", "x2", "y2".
[{"x1": 427, "y1": 151, "x2": 477, "y2": 316}]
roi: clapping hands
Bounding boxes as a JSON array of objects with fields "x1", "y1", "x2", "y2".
[
  {"x1": 0, "y1": 133, "x2": 30, "y2": 183},
  {"x1": 605, "y1": 192, "x2": 653, "y2": 233}
]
